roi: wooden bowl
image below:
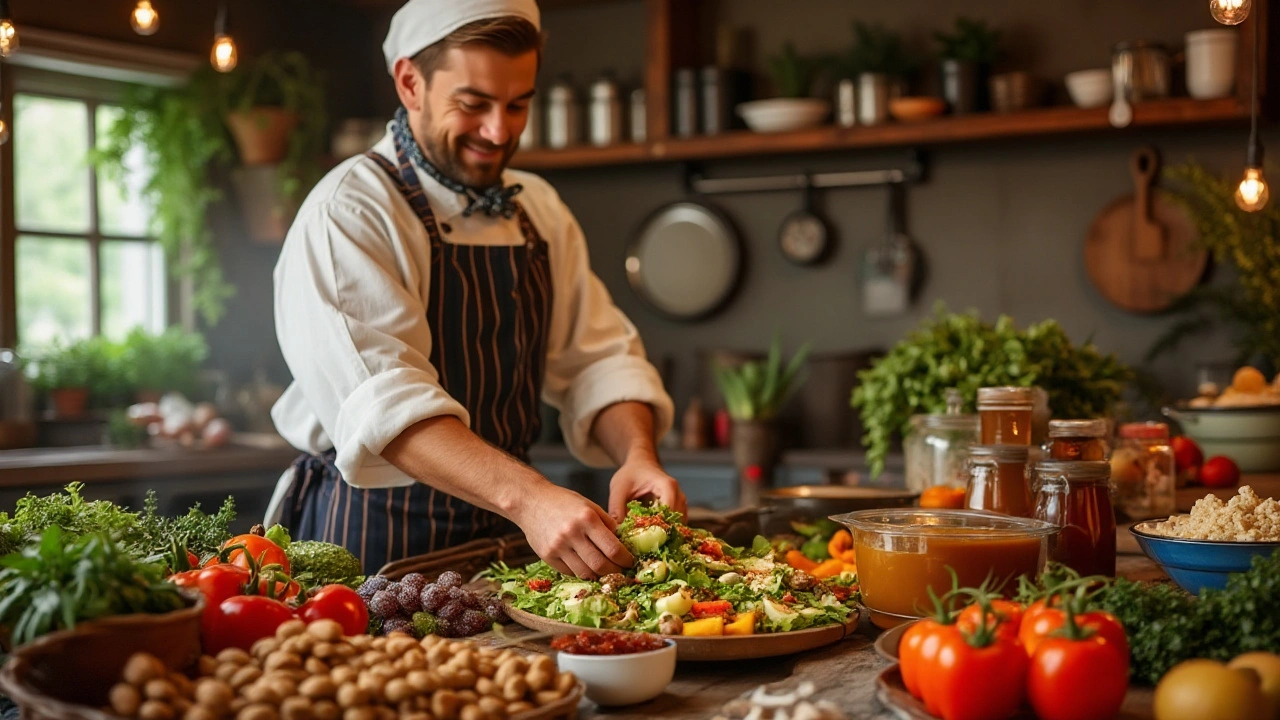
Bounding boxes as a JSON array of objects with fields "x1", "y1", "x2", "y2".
[
  {"x1": 889, "y1": 96, "x2": 946, "y2": 122},
  {"x1": 0, "y1": 593, "x2": 203, "y2": 713}
]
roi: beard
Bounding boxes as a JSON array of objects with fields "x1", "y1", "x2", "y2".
[{"x1": 414, "y1": 106, "x2": 517, "y2": 190}]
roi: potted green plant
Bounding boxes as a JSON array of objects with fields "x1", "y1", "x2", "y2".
[
  {"x1": 934, "y1": 16, "x2": 1002, "y2": 114},
  {"x1": 121, "y1": 327, "x2": 210, "y2": 402},
  {"x1": 714, "y1": 334, "x2": 811, "y2": 504},
  {"x1": 737, "y1": 42, "x2": 829, "y2": 133},
  {"x1": 843, "y1": 22, "x2": 914, "y2": 125},
  {"x1": 852, "y1": 307, "x2": 1133, "y2": 477},
  {"x1": 28, "y1": 340, "x2": 98, "y2": 419}
]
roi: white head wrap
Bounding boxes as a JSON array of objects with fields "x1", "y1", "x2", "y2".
[{"x1": 382, "y1": 0, "x2": 541, "y2": 75}]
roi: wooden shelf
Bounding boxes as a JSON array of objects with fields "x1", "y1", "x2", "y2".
[{"x1": 511, "y1": 97, "x2": 1249, "y2": 171}]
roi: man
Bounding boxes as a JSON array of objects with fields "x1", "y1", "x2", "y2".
[{"x1": 266, "y1": 0, "x2": 684, "y2": 578}]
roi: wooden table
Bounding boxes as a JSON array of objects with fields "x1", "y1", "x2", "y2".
[{"x1": 495, "y1": 476, "x2": 1280, "y2": 719}]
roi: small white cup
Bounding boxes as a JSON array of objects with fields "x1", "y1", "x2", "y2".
[{"x1": 1186, "y1": 28, "x2": 1238, "y2": 99}]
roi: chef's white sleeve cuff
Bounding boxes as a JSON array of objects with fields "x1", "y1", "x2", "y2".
[
  {"x1": 333, "y1": 368, "x2": 470, "y2": 486},
  {"x1": 559, "y1": 355, "x2": 674, "y2": 468}
]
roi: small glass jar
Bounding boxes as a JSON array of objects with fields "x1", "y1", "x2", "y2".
[
  {"x1": 1044, "y1": 419, "x2": 1111, "y2": 461},
  {"x1": 1032, "y1": 460, "x2": 1117, "y2": 577},
  {"x1": 904, "y1": 389, "x2": 978, "y2": 493},
  {"x1": 965, "y1": 445, "x2": 1033, "y2": 517},
  {"x1": 978, "y1": 386, "x2": 1035, "y2": 445},
  {"x1": 1112, "y1": 422, "x2": 1176, "y2": 522}
]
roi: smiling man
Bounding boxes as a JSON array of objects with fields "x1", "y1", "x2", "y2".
[{"x1": 268, "y1": 0, "x2": 684, "y2": 578}]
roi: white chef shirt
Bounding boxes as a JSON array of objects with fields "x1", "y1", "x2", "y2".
[{"x1": 269, "y1": 127, "x2": 674, "y2": 493}]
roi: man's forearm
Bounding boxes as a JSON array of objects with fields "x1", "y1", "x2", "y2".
[
  {"x1": 591, "y1": 401, "x2": 660, "y2": 467},
  {"x1": 381, "y1": 415, "x2": 549, "y2": 518}
]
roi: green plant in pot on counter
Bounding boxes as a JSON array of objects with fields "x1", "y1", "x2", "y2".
[
  {"x1": 844, "y1": 21, "x2": 914, "y2": 79},
  {"x1": 1149, "y1": 161, "x2": 1280, "y2": 370},
  {"x1": 935, "y1": 16, "x2": 1002, "y2": 114},
  {"x1": 26, "y1": 338, "x2": 111, "y2": 419},
  {"x1": 121, "y1": 327, "x2": 210, "y2": 401},
  {"x1": 852, "y1": 306, "x2": 1133, "y2": 477}
]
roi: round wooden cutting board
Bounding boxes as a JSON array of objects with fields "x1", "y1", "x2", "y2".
[
  {"x1": 504, "y1": 604, "x2": 863, "y2": 661},
  {"x1": 1084, "y1": 146, "x2": 1208, "y2": 314}
]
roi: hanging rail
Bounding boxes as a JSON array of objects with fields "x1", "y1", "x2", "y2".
[{"x1": 685, "y1": 151, "x2": 926, "y2": 195}]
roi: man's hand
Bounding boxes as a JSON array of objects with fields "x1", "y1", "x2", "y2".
[
  {"x1": 608, "y1": 456, "x2": 687, "y2": 522},
  {"x1": 513, "y1": 483, "x2": 634, "y2": 580}
]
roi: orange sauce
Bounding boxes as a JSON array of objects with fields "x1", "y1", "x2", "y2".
[
  {"x1": 856, "y1": 532, "x2": 1045, "y2": 629},
  {"x1": 979, "y1": 408, "x2": 1033, "y2": 445},
  {"x1": 965, "y1": 459, "x2": 1033, "y2": 518}
]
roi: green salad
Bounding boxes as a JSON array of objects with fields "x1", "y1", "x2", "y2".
[{"x1": 491, "y1": 503, "x2": 860, "y2": 635}]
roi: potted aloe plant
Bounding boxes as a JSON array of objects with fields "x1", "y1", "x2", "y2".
[
  {"x1": 934, "y1": 16, "x2": 1002, "y2": 114},
  {"x1": 714, "y1": 334, "x2": 811, "y2": 505}
]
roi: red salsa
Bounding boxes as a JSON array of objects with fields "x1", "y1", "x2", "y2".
[{"x1": 550, "y1": 631, "x2": 668, "y2": 656}]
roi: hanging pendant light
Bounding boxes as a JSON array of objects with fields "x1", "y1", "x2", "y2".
[
  {"x1": 0, "y1": 0, "x2": 19, "y2": 58},
  {"x1": 1210, "y1": 0, "x2": 1251, "y2": 25},
  {"x1": 131, "y1": 0, "x2": 160, "y2": 36},
  {"x1": 210, "y1": 1, "x2": 238, "y2": 72},
  {"x1": 0, "y1": 117, "x2": 10, "y2": 146},
  {"x1": 1235, "y1": 14, "x2": 1268, "y2": 212}
]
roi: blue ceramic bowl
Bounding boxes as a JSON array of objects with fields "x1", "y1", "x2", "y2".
[{"x1": 1130, "y1": 519, "x2": 1280, "y2": 595}]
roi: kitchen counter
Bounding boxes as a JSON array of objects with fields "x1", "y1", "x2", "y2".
[{"x1": 0, "y1": 439, "x2": 298, "y2": 488}]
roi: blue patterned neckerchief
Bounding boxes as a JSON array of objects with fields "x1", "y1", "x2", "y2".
[{"x1": 392, "y1": 106, "x2": 523, "y2": 219}]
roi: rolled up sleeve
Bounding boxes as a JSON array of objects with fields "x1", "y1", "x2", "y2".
[
  {"x1": 541, "y1": 207, "x2": 674, "y2": 467},
  {"x1": 274, "y1": 200, "x2": 468, "y2": 486}
]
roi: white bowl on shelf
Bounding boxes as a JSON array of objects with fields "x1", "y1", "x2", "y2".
[
  {"x1": 555, "y1": 638, "x2": 677, "y2": 706},
  {"x1": 736, "y1": 98, "x2": 831, "y2": 133},
  {"x1": 1065, "y1": 69, "x2": 1113, "y2": 108}
]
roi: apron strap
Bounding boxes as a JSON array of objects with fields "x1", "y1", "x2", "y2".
[{"x1": 280, "y1": 451, "x2": 337, "y2": 534}]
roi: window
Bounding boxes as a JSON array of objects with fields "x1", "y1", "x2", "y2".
[{"x1": 12, "y1": 91, "x2": 166, "y2": 345}]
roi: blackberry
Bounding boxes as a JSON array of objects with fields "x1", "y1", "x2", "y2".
[
  {"x1": 357, "y1": 575, "x2": 391, "y2": 599},
  {"x1": 455, "y1": 609, "x2": 492, "y2": 637},
  {"x1": 435, "y1": 570, "x2": 463, "y2": 589},
  {"x1": 399, "y1": 573, "x2": 428, "y2": 593},
  {"x1": 437, "y1": 601, "x2": 466, "y2": 623},
  {"x1": 435, "y1": 616, "x2": 458, "y2": 638},
  {"x1": 420, "y1": 584, "x2": 450, "y2": 613},
  {"x1": 447, "y1": 586, "x2": 481, "y2": 609},
  {"x1": 395, "y1": 583, "x2": 423, "y2": 614},
  {"x1": 483, "y1": 600, "x2": 508, "y2": 624},
  {"x1": 382, "y1": 616, "x2": 414, "y2": 636},
  {"x1": 368, "y1": 589, "x2": 402, "y2": 619}
]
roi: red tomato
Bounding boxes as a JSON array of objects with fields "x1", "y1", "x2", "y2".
[
  {"x1": 956, "y1": 600, "x2": 1025, "y2": 644},
  {"x1": 898, "y1": 619, "x2": 938, "y2": 699},
  {"x1": 929, "y1": 628, "x2": 1029, "y2": 720},
  {"x1": 690, "y1": 600, "x2": 733, "y2": 618},
  {"x1": 1201, "y1": 455, "x2": 1241, "y2": 489},
  {"x1": 527, "y1": 578, "x2": 552, "y2": 592},
  {"x1": 1171, "y1": 436, "x2": 1204, "y2": 472},
  {"x1": 910, "y1": 623, "x2": 957, "y2": 716},
  {"x1": 1028, "y1": 633, "x2": 1130, "y2": 720},
  {"x1": 223, "y1": 534, "x2": 291, "y2": 574},
  {"x1": 204, "y1": 595, "x2": 296, "y2": 654},
  {"x1": 297, "y1": 585, "x2": 369, "y2": 637},
  {"x1": 697, "y1": 540, "x2": 724, "y2": 559},
  {"x1": 1020, "y1": 605, "x2": 1128, "y2": 657}
]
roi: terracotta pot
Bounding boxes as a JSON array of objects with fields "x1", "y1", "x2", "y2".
[
  {"x1": 731, "y1": 419, "x2": 781, "y2": 507},
  {"x1": 49, "y1": 387, "x2": 89, "y2": 420},
  {"x1": 226, "y1": 107, "x2": 300, "y2": 165}
]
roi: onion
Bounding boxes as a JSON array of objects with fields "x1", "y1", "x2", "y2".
[
  {"x1": 192, "y1": 402, "x2": 218, "y2": 433},
  {"x1": 201, "y1": 418, "x2": 232, "y2": 448}
]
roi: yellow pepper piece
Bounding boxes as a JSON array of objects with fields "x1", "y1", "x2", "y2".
[
  {"x1": 785, "y1": 550, "x2": 818, "y2": 572},
  {"x1": 682, "y1": 616, "x2": 725, "y2": 636},
  {"x1": 827, "y1": 529, "x2": 853, "y2": 560},
  {"x1": 810, "y1": 558, "x2": 845, "y2": 579},
  {"x1": 724, "y1": 611, "x2": 756, "y2": 636}
]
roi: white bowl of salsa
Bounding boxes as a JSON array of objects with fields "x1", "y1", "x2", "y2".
[{"x1": 552, "y1": 631, "x2": 676, "y2": 706}]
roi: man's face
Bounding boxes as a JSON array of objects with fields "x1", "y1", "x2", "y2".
[{"x1": 412, "y1": 46, "x2": 537, "y2": 188}]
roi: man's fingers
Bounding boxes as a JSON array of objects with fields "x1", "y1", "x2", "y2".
[
  {"x1": 561, "y1": 552, "x2": 595, "y2": 581},
  {"x1": 594, "y1": 502, "x2": 619, "y2": 532},
  {"x1": 587, "y1": 518, "x2": 635, "y2": 568},
  {"x1": 544, "y1": 555, "x2": 573, "y2": 576},
  {"x1": 577, "y1": 541, "x2": 623, "y2": 577},
  {"x1": 608, "y1": 488, "x2": 628, "y2": 523}
]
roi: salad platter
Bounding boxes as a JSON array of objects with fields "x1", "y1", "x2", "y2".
[{"x1": 493, "y1": 503, "x2": 864, "y2": 661}]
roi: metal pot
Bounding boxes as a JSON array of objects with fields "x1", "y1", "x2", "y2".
[
  {"x1": 1164, "y1": 405, "x2": 1280, "y2": 472},
  {"x1": 758, "y1": 485, "x2": 919, "y2": 536},
  {"x1": 1112, "y1": 41, "x2": 1170, "y2": 103},
  {"x1": 941, "y1": 59, "x2": 991, "y2": 114}
]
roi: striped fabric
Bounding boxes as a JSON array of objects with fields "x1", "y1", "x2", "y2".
[{"x1": 280, "y1": 132, "x2": 552, "y2": 575}]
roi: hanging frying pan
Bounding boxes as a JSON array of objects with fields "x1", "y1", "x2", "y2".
[{"x1": 626, "y1": 200, "x2": 744, "y2": 321}]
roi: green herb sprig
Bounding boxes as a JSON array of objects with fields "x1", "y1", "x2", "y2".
[{"x1": 713, "y1": 333, "x2": 811, "y2": 421}]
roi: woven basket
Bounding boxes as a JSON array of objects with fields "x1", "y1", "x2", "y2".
[
  {"x1": 0, "y1": 595, "x2": 203, "y2": 720},
  {"x1": 376, "y1": 533, "x2": 537, "y2": 581}
]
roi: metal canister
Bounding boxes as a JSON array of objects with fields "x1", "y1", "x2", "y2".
[
  {"x1": 545, "y1": 76, "x2": 581, "y2": 149},
  {"x1": 588, "y1": 73, "x2": 623, "y2": 147},
  {"x1": 700, "y1": 66, "x2": 729, "y2": 135},
  {"x1": 673, "y1": 67, "x2": 698, "y2": 137},
  {"x1": 518, "y1": 93, "x2": 541, "y2": 150},
  {"x1": 1112, "y1": 41, "x2": 1170, "y2": 103},
  {"x1": 836, "y1": 78, "x2": 857, "y2": 127},
  {"x1": 629, "y1": 88, "x2": 647, "y2": 143},
  {"x1": 857, "y1": 73, "x2": 890, "y2": 126}
]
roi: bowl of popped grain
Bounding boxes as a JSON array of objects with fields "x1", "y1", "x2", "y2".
[{"x1": 1131, "y1": 485, "x2": 1280, "y2": 594}]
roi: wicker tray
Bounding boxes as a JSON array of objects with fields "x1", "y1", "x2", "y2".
[{"x1": 376, "y1": 533, "x2": 538, "y2": 581}]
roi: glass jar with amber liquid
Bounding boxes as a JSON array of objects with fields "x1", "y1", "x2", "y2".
[
  {"x1": 1032, "y1": 460, "x2": 1116, "y2": 577},
  {"x1": 1044, "y1": 419, "x2": 1111, "y2": 461},
  {"x1": 965, "y1": 445, "x2": 1033, "y2": 517},
  {"x1": 977, "y1": 386, "x2": 1034, "y2": 445}
]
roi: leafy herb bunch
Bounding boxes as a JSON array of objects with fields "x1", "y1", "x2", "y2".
[
  {"x1": 852, "y1": 307, "x2": 1133, "y2": 476},
  {"x1": 934, "y1": 16, "x2": 1002, "y2": 64},
  {"x1": 713, "y1": 333, "x2": 812, "y2": 421}
]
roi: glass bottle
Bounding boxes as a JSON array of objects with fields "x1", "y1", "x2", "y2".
[
  {"x1": 1033, "y1": 460, "x2": 1117, "y2": 577},
  {"x1": 904, "y1": 388, "x2": 979, "y2": 493},
  {"x1": 977, "y1": 386, "x2": 1034, "y2": 445},
  {"x1": 1112, "y1": 422, "x2": 1176, "y2": 521},
  {"x1": 965, "y1": 445, "x2": 1033, "y2": 517},
  {"x1": 1044, "y1": 419, "x2": 1111, "y2": 461}
]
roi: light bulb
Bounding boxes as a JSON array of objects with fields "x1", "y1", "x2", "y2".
[
  {"x1": 0, "y1": 19, "x2": 18, "y2": 58},
  {"x1": 0, "y1": 119, "x2": 10, "y2": 146},
  {"x1": 1210, "y1": 0, "x2": 1251, "y2": 25},
  {"x1": 1235, "y1": 166, "x2": 1270, "y2": 211},
  {"x1": 211, "y1": 34, "x2": 238, "y2": 72},
  {"x1": 131, "y1": 0, "x2": 160, "y2": 36}
]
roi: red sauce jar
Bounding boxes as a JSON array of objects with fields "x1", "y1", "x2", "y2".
[
  {"x1": 964, "y1": 445, "x2": 1033, "y2": 518},
  {"x1": 1032, "y1": 460, "x2": 1116, "y2": 577}
]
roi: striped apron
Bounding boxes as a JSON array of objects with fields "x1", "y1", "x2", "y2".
[{"x1": 278, "y1": 135, "x2": 553, "y2": 575}]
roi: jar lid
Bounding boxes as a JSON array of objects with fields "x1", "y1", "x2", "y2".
[
  {"x1": 1048, "y1": 419, "x2": 1109, "y2": 438},
  {"x1": 1032, "y1": 460, "x2": 1112, "y2": 480},
  {"x1": 969, "y1": 444, "x2": 1030, "y2": 463},
  {"x1": 920, "y1": 413, "x2": 979, "y2": 432},
  {"x1": 1118, "y1": 421, "x2": 1169, "y2": 440},
  {"x1": 977, "y1": 386, "x2": 1034, "y2": 407},
  {"x1": 1114, "y1": 40, "x2": 1168, "y2": 54}
]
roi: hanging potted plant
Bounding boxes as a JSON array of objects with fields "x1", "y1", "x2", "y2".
[
  {"x1": 934, "y1": 16, "x2": 1003, "y2": 114},
  {"x1": 713, "y1": 334, "x2": 811, "y2": 506},
  {"x1": 737, "y1": 42, "x2": 828, "y2": 133}
]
